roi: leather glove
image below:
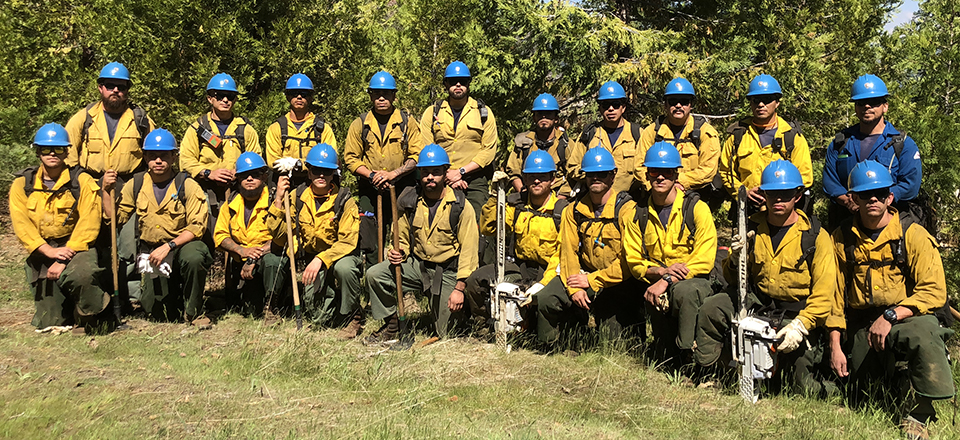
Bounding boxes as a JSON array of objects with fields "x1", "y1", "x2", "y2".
[
  {"x1": 489, "y1": 170, "x2": 510, "y2": 195},
  {"x1": 273, "y1": 157, "x2": 302, "y2": 174},
  {"x1": 657, "y1": 292, "x2": 670, "y2": 312},
  {"x1": 519, "y1": 282, "x2": 545, "y2": 307},
  {"x1": 514, "y1": 133, "x2": 533, "y2": 149},
  {"x1": 775, "y1": 318, "x2": 809, "y2": 353},
  {"x1": 729, "y1": 230, "x2": 754, "y2": 260}
]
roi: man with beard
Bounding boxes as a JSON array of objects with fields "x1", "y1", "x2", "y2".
[
  {"x1": 623, "y1": 142, "x2": 717, "y2": 365},
  {"x1": 181, "y1": 72, "x2": 263, "y2": 240},
  {"x1": 635, "y1": 78, "x2": 722, "y2": 205},
  {"x1": 462, "y1": 150, "x2": 565, "y2": 322},
  {"x1": 265, "y1": 73, "x2": 337, "y2": 183},
  {"x1": 536, "y1": 147, "x2": 642, "y2": 346},
  {"x1": 717, "y1": 74, "x2": 813, "y2": 214},
  {"x1": 266, "y1": 144, "x2": 363, "y2": 338},
  {"x1": 420, "y1": 61, "x2": 498, "y2": 218},
  {"x1": 828, "y1": 161, "x2": 953, "y2": 440},
  {"x1": 65, "y1": 62, "x2": 155, "y2": 179},
  {"x1": 343, "y1": 70, "x2": 425, "y2": 267},
  {"x1": 10, "y1": 123, "x2": 108, "y2": 334},
  {"x1": 695, "y1": 160, "x2": 836, "y2": 395},
  {"x1": 364, "y1": 144, "x2": 480, "y2": 341},
  {"x1": 65, "y1": 62, "x2": 155, "y2": 307},
  {"x1": 103, "y1": 129, "x2": 212, "y2": 326},
  {"x1": 822, "y1": 75, "x2": 922, "y2": 228},
  {"x1": 566, "y1": 81, "x2": 643, "y2": 195},
  {"x1": 213, "y1": 153, "x2": 287, "y2": 319},
  {"x1": 505, "y1": 93, "x2": 570, "y2": 197}
]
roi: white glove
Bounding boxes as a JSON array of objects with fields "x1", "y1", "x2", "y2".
[
  {"x1": 492, "y1": 170, "x2": 509, "y2": 185},
  {"x1": 273, "y1": 157, "x2": 302, "y2": 174},
  {"x1": 514, "y1": 133, "x2": 533, "y2": 149},
  {"x1": 137, "y1": 254, "x2": 155, "y2": 275},
  {"x1": 519, "y1": 282, "x2": 545, "y2": 307},
  {"x1": 775, "y1": 319, "x2": 809, "y2": 353},
  {"x1": 158, "y1": 261, "x2": 173, "y2": 277}
]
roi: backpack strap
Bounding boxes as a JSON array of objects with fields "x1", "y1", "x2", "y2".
[
  {"x1": 832, "y1": 131, "x2": 848, "y2": 152},
  {"x1": 276, "y1": 115, "x2": 289, "y2": 146},
  {"x1": 796, "y1": 213, "x2": 821, "y2": 270},
  {"x1": 653, "y1": 116, "x2": 664, "y2": 143},
  {"x1": 578, "y1": 123, "x2": 598, "y2": 147},
  {"x1": 78, "y1": 102, "x2": 99, "y2": 160},
  {"x1": 629, "y1": 121, "x2": 642, "y2": 144},
  {"x1": 887, "y1": 132, "x2": 907, "y2": 159},
  {"x1": 475, "y1": 98, "x2": 489, "y2": 126},
  {"x1": 360, "y1": 111, "x2": 371, "y2": 148},
  {"x1": 399, "y1": 110, "x2": 410, "y2": 152},
  {"x1": 332, "y1": 187, "x2": 352, "y2": 222},
  {"x1": 431, "y1": 100, "x2": 444, "y2": 134},
  {"x1": 773, "y1": 120, "x2": 802, "y2": 160},
  {"x1": 130, "y1": 104, "x2": 150, "y2": 147},
  {"x1": 679, "y1": 191, "x2": 700, "y2": 241},
  {"x1": 18, "y1": 166, "x2": 40, "y2": 197},
  {"x1": 727, "y1": 120, "x2": 748, "y2": 174},
  {"x1": 449, "y1": 189, "x2": 466, "y2": 237},
  {"x1": 551, "y1": 198, "x2": 569, "y2": 230},
  {"x1": 689, "y1": 115, "x2": 705, "y2": 149},
  {"x1": 556, "y1": 132, "x2": 569, "y2": 169}
]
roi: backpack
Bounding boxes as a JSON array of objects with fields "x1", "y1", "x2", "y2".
[
  {"x1": 397, "y1": 186, "x2": 466, "y2": 249},
  {"x1": 578, "y1": 121, "x2": 642, "y2": 148},
  {"x1": 432, "y1": 99, "x2": 487, "y2": 134},
  {"x1": 727, "y1": 119, "x2": 802, "y2": 172},
  {"x1": 79, "y1": 102, "x2": 150, "y2": 153},
  {"x1": 633, "y1": 191, "x2": 702, "y2": 251},
  {"x1": 747, "y1": 211, "x2": 821, "y2": 272},
  {"x1": 16, "y1": 165, "x2": 85, "y2": 227},
  {"x1": 571, "y1": 191, "x2": 632, "y2": 233},
  {"x1": 130, "y1": 171, "x2": 192, "y2": 245},
  {"x1": 653, "y1": 115, "x2": 707, "y2": 150},
  {"x1": 194, "y1": 114, "x2": 255, "y2": 153},
  {"x1": 277, "y1": 114, "x2": 326, "y2": 156},
  {"x1": 513, "y1": 131, "x2": 569, "y2": 172},
  {"x1": 838, "y1": 212, "x2": 954, "y2": 327},
  {"x1": 360, "y1": 111, "x2": 409, "y2": 152}
]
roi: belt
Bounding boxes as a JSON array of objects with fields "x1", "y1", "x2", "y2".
[{"x1": 419, "y1": 256, "x2": 458, "y2": 296}]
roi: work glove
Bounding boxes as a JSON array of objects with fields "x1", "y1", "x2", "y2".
[
  {"x1": 775, "y1": 318, "x2": 809, "y2": 353},
  {"x1": 657, "y1": 292, "x2": 670, "y2": 312},
  {"x1": 488, "y1": 170, "x2": 510, "y2": 196},
  {"x1": 273, "y1": 157, "x2": 302, "y2": 174},
  {"x1": 514, "y1": 133, "x2": 533, "y2": 149},
  {"x1": 729, "y1": 230, "x2": 755, "y2": 260},
  {"x1": 519, "y1": 282, "x2": 544, "y2": 307}
]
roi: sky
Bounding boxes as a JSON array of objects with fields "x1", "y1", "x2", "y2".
[{"x1": 885, "y1": 0, "x2": 920, "y2": 31}]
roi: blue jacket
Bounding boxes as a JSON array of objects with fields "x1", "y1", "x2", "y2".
[{"x1": 822, "y1": 121, "x2": 921, "y2": 202}]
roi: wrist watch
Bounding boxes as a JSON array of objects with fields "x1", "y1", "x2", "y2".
[
  {"x1": 167, "y1": 241, "x2": 178, "y2": 250},
  {"x1": 883, "y1": 308, "x2": 899, "y2": 324},
  {"x1": 661, "y1": 273, "x2": 674, "y2": 286},
  {"x1": 202, "y1": 169, "x2": 212, "y2": 180},
  {"x1": 459, "y1": 167, "x2": 467, "y2": 177},
  {"x1": 369, "y1": 171, "x2": 377, "y2": 181}
]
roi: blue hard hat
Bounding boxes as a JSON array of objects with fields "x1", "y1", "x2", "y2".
[
  {"x1": 444, "y1": 61, "x2": 471, "y2": 79},
  {"x1": 746, "y1": 74, "x2": 782, "y2": 97},
  {"x1": 581, "y1": 147, "x2": 616, "y2": 172},
  {"x1": 142, "y1": 129, "x2": 178, "y2": 151},
  {"x1": 643, "y1": 141, "x2": 682, "y2": 169},
  {"x1": 847, "y1": 160, "x2": 895, "y2": 193},
  {"x1": 304, "y1": 143, "x2": 339, "y2": 169},
  {"x1": 759, "y1": 160, "x2": 804, "y2": 191},
  {"x1": 99, "y1": 62, "x2": 130, "y2": 82},
  {"x1": 369, "y1": 70, "x2": 397, "y2": 90},
  {"x1": 522, "y1": 150, "x2": 557, "y2": 174},
  {"x1": 597, "y1": 81, "x2": 627, "y2": 101},
  {"x1": 236, "y1": 152, "x2": 268, "y2": 174},
  {"x1": 532, "y1": 93, "x2": 560, "y2": 111},
  {"x1": 664, "y1": 78, "x2": 695, "y2": 97},
  {"x1": 207, "y1": 73, "x2": 238, "y2": 92},
  {"x1": 850, "y1": 74, "x2": 889, "y2": 102},
  {"x1": 285, "y1": 73, "x2": 314, "y2": 91},
  {"x1": 32, "y1": 123, "x2": 71, "y2": 147},
  {"x1": 417, "y1": 144, "x2": 450, "y2": 167}
]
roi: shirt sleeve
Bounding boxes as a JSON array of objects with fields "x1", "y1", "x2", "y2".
[
  {"x1": 265, "y1": 122, "x2": 283, "y2": 166},
  {"x1": 899, "y1": 225, "x2": 947, "y2": 315},
  {"x1": 182, "y1": 179, "x2": 209, "y2": 239},
  {"x1": 317, "y1": 198, "x2": 359, "y2": 269},
  {"x1": 798, "y1": 229, "x2": 840, "y2": 330},
  {"x1": 822, "y1": 138, "x2": 847, "y2": 200},
  {"x1": 679, "y1": 127, "x2": 721, "y2": 190},
  {"x1": 790, "y1": 133, "x2": 814, "y2": 189},
  {"x1": 825, "y1": 228, "x2": 849, "y2": 330},
  {"x1": 64, "y1": 174, "x2": 103, "y2": 252},
  {"x1": 213, "y1": 203, "x2": 232, "y2": 248},
  {"x1": 342, "y1": 118, "x2": 365, "y2": 174},
  {"x1": 8, "y1": 177, "x2": 46, "y2": 253},
  {"x1": 717, "y1": 134, "x2": 741, "y2": 198},
  {"x1": 179, "y1": 125, "x2": 205, "y2": 179},
  {"x1": 892, "y1": 136, "x2": 922, "y2": 202},
  {"x1": 685, "y1": 201, "x2": 718, "y2": 277},
  {"x1": 455, "y1": 203, "x2": 480, "y2": 280},
  {"x1": 472, "y1": 109, "x2": 498, "y2": 168}
]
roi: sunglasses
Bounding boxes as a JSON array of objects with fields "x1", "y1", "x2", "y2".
[
  {"x1": 665, "y1": 97, "x2": 692, "y2": 107},
  {"x1": 854, "y1": 98, "x2": 887, "y2": 107},
  {"x1": 855, "y1": 188, "x2": 890, "y2": 201},
  {"x1": 585, "y1": 171, "x2": 614, "y2": 179},
  {"x1": 367, "y1": 89, "x2": 395, "y2": 98},
  {"x1": 647, "y1": 168, "x2": 678, "y2": 179},
  {"x1": 750, "y1": 95, "x2": 780, "y2": 105},
  {"x1": 209, "y1": 91, "x2": 238, "y2": 101},
  {"x1": 444, "y1": 78, "x2": 471, "y2": 86},
  {"x1": 285, "y1": 91, "x2": 314, "y2": 99},
  {"x1": 307, "y1": 165, "x2": 335, "y2": 176},
  {"x1": 237, "y1": 170, "x2": 267, "y2": 181},
  {"x1": 37, "y1": 146, "x2": 68, "y2": 155},
  {"x1": 523, "y1": 172, "x2": 554, "y2": 182},
  {"x1": 762, "y1": 189, "x2": 799, "y2": 201},
  {"x1": 100, "y1": 82, "x2": 130, "y2": 92},
  {"x1": 420, "y1": 167, "x2": 446, "y2": 177},
  {"x1": 598, "y1": 100, "x2": 626, "y2": 109}
]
